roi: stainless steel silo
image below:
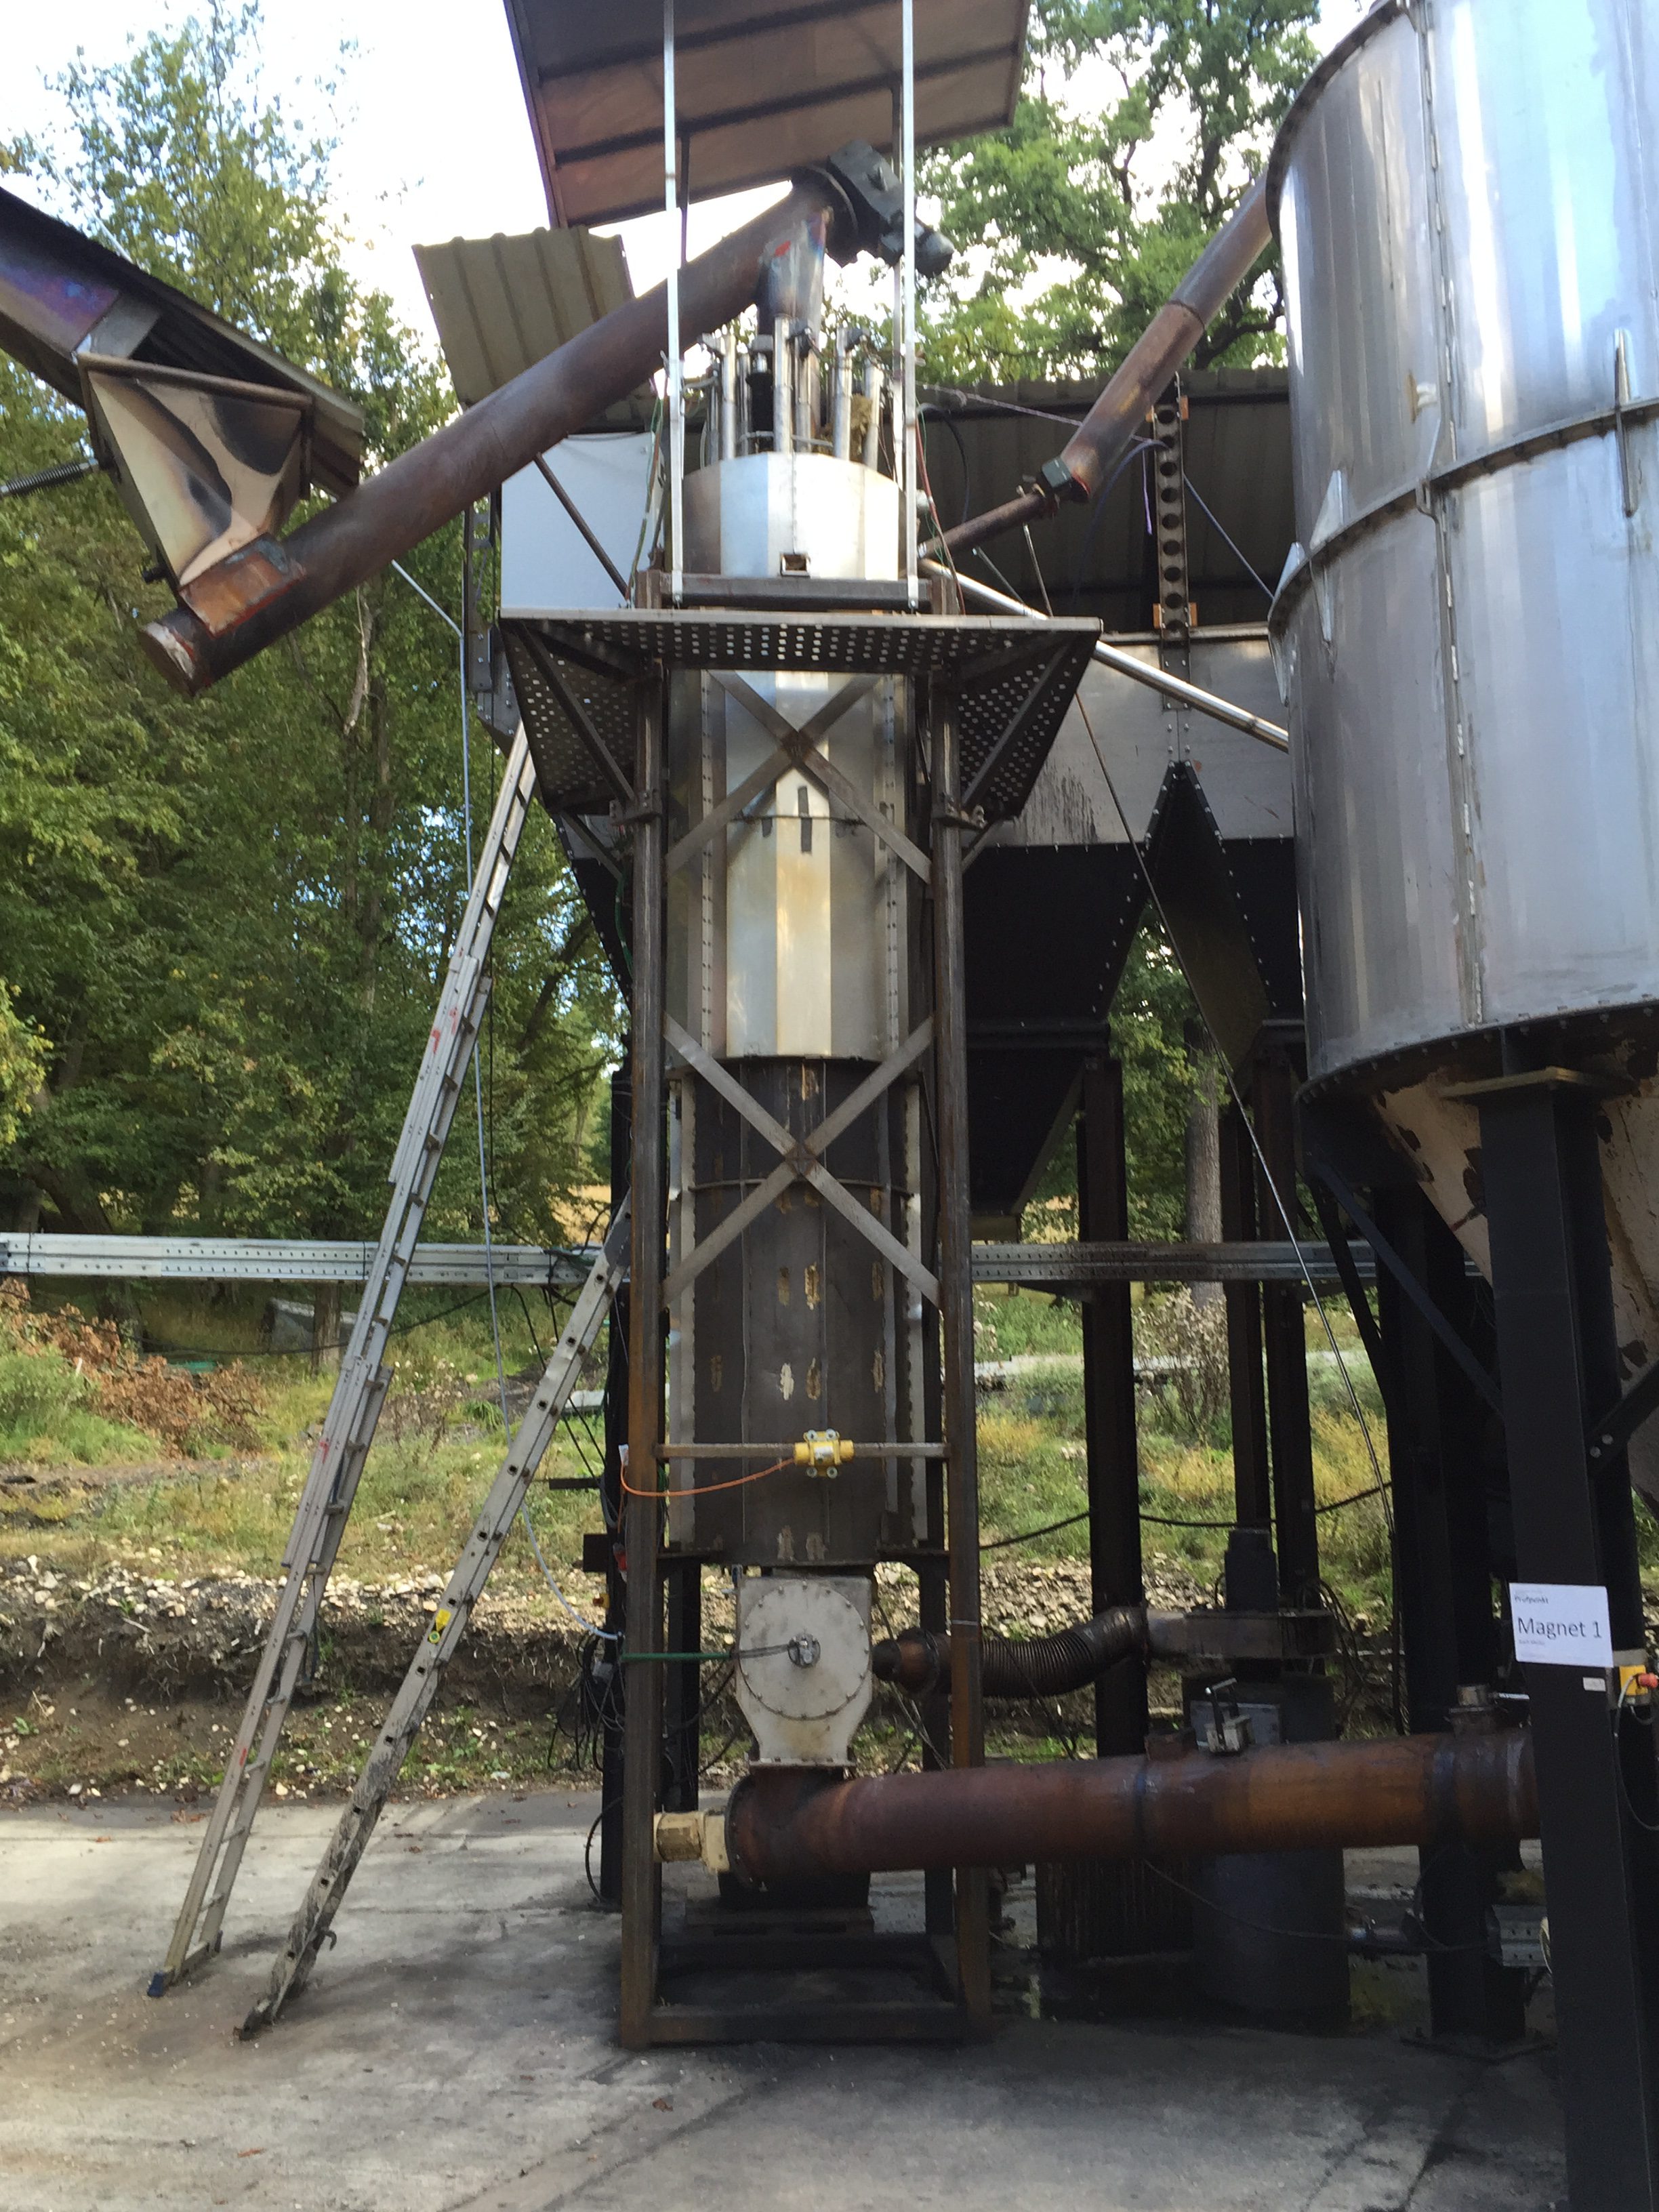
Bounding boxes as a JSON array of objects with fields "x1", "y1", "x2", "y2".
[
  {"x1": 1271, "y1": 9, "x2": 1659, "y2": 2202},
  {"x1": 1273, "y1": 0, "x2": 1659, "y2": 1084},
  {"x1": 1271, "y1": 0, "x2": 1659, "y2": 1492}
]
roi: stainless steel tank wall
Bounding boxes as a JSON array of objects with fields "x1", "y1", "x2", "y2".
[{"x1": 1270, "y1": 0, "x2": 1659, "y2": 1084}]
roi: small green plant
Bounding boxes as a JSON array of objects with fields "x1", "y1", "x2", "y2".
[
  {"x1": 1137, "y1": 1290, "x2": 1231, "y2": 1443},
  {"x1": 0, "y1": 1347, "x2": 89, "y2": 1427}
]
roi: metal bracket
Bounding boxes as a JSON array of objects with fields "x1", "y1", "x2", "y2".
[
  {"x1": 1616, "y1": 329, "x2": 1641, "y2": 518},
  {"x1": 1587, "y1": 1351, "x2": 1659, "y2": 1465}
]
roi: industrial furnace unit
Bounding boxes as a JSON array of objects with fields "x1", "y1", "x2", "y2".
[{"x1": 11, "y1": 0, "x2": 1648, "y2": 2197}]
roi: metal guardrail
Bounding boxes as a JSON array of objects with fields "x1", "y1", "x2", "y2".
[
  {"x1": 1, "y1": 1233, "x2": 1389, "y2": 1292},
  {"x1": 0, "y1": 1233, "x2": 596, "y2": 1288},
  {"x1": 972, "y1": 1240, "x2": 1378, "y2": 1288}
]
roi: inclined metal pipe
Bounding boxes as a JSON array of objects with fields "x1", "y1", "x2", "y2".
[
  {"x1": 139, "y1": 178, "x2": 842, "y2": 697},
  {"x1": 927, "y1": 559, "x2": 1290, "y2": 750},
  {"x1": 939, "y1": 176, "x2": 1272, "y2": 559},
  {"x1": 725, "y1": 1729, "x2": 1537, "y2": 1884}
]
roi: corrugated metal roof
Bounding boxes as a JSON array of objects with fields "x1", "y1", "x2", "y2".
[
  {"x1": 413, "y1": 226, "x2": 639, "y2": 409},
  {"x1": 505, "y1": 0, "x2": 1028, "y2": 228}
]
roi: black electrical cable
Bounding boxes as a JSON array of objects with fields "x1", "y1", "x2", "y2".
[
  {"x1": 981, "y1": 1508, "x2": 1090, "y2": 1553},
  {"x1": 1145, "y1": 1860, "x2": 1492, "y2": 1954},
  {"x1": 1068, "y1": 436, "x2": 1159, "y2": 611},
  {"x1": 919, "y1": 404, "x2": 972, "y2": 528}
]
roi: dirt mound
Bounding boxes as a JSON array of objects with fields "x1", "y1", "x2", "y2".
[{"x1": 0, "y1": 1555, "x2": 592, "y2": 1709}]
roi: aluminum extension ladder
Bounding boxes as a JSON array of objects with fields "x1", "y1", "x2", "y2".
[
  {"x1": 150, "y1": 731, "x2": 539, "y2": 1995},
  {"x1": 241, "y1": 1200, "x2": 630, "y2": 2035}
]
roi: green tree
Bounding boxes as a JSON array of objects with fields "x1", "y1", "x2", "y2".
[
  {"x1": 921, "y1": 0, "x2": 1318, "y2": 384},
  {"x1": 0, "y1": 8, "x2": 619, "y2": 1248}
]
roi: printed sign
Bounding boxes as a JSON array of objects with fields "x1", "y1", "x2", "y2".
[{"x1": 1509, "y1": 1582, "x2": 1613, "y2": 1668}]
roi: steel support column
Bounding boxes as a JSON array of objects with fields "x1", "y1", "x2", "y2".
[
  {"x1": 1078, "y1": 1052, "x2": 1145, "y2": 1757},
  {"x1": 1219, "y1": 1099, "x2": 1271, "y2": 1530},
  {"x1": 928, "y1": 678, "x2": 991, "y2": 2022},
  {"x1": 1253, "y1": 1046, "x2": 1319, "y2": 1605},
  {"x1": 619, "y1": 677, "x2": 668, "y2": 2048},
  {"x1": 1475, "y1": 1070, "x2": 1659, "y2": 2207},
  {"x1": 1373, "y1": 1185, "x2": 1523, "y2": 2043},
  {"x1": 598, "y1": 1057, "x2": 632, "y2": 1906}
]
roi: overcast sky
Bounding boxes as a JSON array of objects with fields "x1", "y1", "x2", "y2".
[{"x1": 3, "y1": 1, "x2": 1374, "y2": 348}]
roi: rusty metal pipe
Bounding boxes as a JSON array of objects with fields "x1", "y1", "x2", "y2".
[
  {"x1": 939, "y1": 177, "x2": 1272, "y2": 560},
  {"x1": 139, "y1": 180, "x2": 842, "y2": 697},
  {"x1": 725, "y1": 1729, "x2": 1537, "y2": 1884},
  {"x1": 873, "y1": 1604, "x2": 1147, "y2": 1699}
]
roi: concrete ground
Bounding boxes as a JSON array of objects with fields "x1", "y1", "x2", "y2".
[{"x1": 1, "y1": 1792, "x2": 1565, "y2": 2211}]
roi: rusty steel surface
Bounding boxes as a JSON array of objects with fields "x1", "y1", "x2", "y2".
[
  {"x1": 941, "y1": 179, "x2": 1272, "y2": 559},
  {"x1": 874, "y1": 1605, "x2": 1338, "y2": 1696},
  {"x1": 139, "y1": 180, "x2": 840, "y2": 697},
  {"x1": 725, "y1": 1728, "x2": 1538, "y2": 1883}
]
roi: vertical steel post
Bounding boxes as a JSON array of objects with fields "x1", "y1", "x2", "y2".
[
  {"x1": 1373, "y1": 1183, "x2": 1524, "y2": 2043},
  {"x1": 1078, "y1": 1052, "x2": 1145, "y2": 1757},
  {"x1": 663, "y1": 1562, "x2": 701, "y2": 1812},
  {"x1": 599, "y1": 1055, "x2": 633, "y2": 1906},
  {"x1": 1219, "y1": 1099, "x2": 1271, "y2": 1528},
  {"x1": 663, "y1": 0, "x2": 683, "y2": 603},
  {"x1": 1476, "y1": 1070, "x2": 1659, "y2": 2207},
  {"x1": 1252, "y1": 1047, "x2": 1319, "y2": 1606},
  {"x1": 619, "y1": 677, "x2": 668, "y2": 2047},
  {"x1": 928, "y1": 679, "x2": 991, "y2": 2021},
  {"x1": 899, "y1": 0, "x2": 918, "y2": 607}
]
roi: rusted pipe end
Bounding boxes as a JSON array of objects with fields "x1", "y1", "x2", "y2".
[
  {"x1": 871, "y1": 1626, "x2": 946, "y2": 1695},
  {"x1": 138, "y1": 609, "x2": 207, "y2": 697}
]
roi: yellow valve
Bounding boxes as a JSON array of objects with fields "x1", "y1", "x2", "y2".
[
  {"x1": 794, "y1": 1429, "x2": 855, "y2": 1473},
  {"x1": 1618, "y1": 1662, "x2": 1659, "y2": 1704}
]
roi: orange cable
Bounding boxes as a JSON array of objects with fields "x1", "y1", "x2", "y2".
[{"x1": 619, "y1": 1456, "x2": 791, "y2": 1501}]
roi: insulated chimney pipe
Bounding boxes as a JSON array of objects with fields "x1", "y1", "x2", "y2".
[
  {"x1": 724, "y1": 1728, "x2": 1537, "y2": 1885},
  {"x1": 939, "y1": 176, "x2": 1272, "y2": 560},
  {"x1": 139, "y1": 178, "x2": 846, "y2": 697}
]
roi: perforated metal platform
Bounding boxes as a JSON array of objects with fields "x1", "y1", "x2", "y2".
[{"x1": 501, "y1": 607, "x2": 1099, "y2": 823}]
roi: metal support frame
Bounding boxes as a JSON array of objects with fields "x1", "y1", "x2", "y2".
[
  {"x1": 1474, "y1": 1068, "x2": 1659, "y2": 2207},
  {"x1": 599, "y1": 1057, "x2": 632, "y2": 1906},
  {"x1": 928, "y1": 677, "x2": 991, "y2": 2024},
  {"x1": 1078, "y1": 1052, "x2": 1144, "y2": 1757},
  {"x1": 1252, "y1": 1044, "x2": 1320, "y2": 1608},
  {"x1": 621, "y1": 676, "x2": 670, "y2": 2048},
  {"x1": 613, "y1": 660, "x2": 987, "y2": 2041},
  {"x1": 152, "y1": 733, "x2": 539, "y2": 1995},
  {"x1": 1371, "y1": 1185, "x2": 1525, "y2": 2045},
  {"x1": 1220, "y1": 1099, "x2": 1271, "y2": 1531}
]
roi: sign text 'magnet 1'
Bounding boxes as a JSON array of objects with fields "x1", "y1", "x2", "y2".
[{"x1": 1509, "y1": 1583, "x2": 1613, "y2": 1669}]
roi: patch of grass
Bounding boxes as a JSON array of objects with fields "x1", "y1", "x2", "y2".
[
  {"x1": 974, "y1": 1286, "x2": 1084, "y2": 1360},
  {"x1": 0, "y1": 1406, "x2": 160, "y2": 1469}
]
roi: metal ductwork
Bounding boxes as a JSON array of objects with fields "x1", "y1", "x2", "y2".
[
  {"x1": 138, "y1": 144, "x2": 939, "y2": 698},
  {"x1": 722, "y1": 1728, "x2": 1537, "y2": 1886}
]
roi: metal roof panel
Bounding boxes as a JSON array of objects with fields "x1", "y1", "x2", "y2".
[
  {"x1": 506, "y1": 0, "x2": 1029, "y2": 226},
  {"x1": 413, "y1": 226, "x2": 637, "y2": 407}
]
